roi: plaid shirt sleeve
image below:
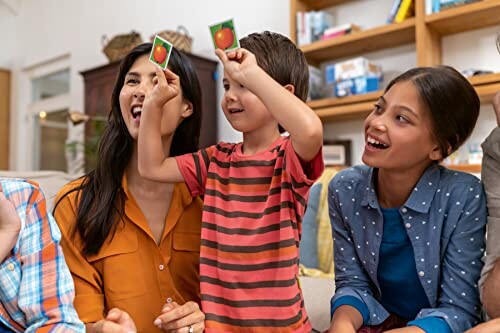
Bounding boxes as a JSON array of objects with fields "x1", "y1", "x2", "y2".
[{"x1": 0, "y1": 179, "x2": 84, "y2": 333}]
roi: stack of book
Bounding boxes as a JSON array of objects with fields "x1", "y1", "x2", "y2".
[
  {"x1": 321, "y1": 23, "x2": 361, "y2": 41},
  {"x1": 387, "y1": 0, "x2": 415, "y2": 24},
  {"x1": 426, "y1": 0, "x2": 481, "y2": 14},
  {"x1": 325, "y1": 57, "x2": 383, "y2": 98},
  {"x1": 296, "y1": 11, "x2": 334, "y2": 46}
]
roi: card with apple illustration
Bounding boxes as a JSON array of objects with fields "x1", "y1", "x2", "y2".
[
  {"x1": 209, "y1": 18, "x2": 239, "y2": 52},
  {"x1": 149, "y1": 35, "x2": 173, "y2": 70}
]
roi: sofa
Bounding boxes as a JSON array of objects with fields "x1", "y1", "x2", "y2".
[{"x1": 0, "y1": 170, "x2": 335, "y2": 332}]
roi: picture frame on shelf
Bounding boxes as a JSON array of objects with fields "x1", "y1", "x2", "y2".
[{"x1": 323, "y1": 140, "x2": 351, "y2": 166}]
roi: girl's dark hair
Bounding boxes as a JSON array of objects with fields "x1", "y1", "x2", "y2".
[
  {"x1": 54, "y1": 43, "x2": 202, "y2": 256},
  {"x1": 385, "y1": 66, "x2": 480, "y2": 158}
]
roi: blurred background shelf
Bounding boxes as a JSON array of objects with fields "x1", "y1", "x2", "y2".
[
  {"x1": 308, "y1": 73, "x2": 500, "y2": 121},
  {"x1": 425, "y1": 0, "x2": 500, "y2": 36},
  {"x1": 301, "y1": 19, "x2": 416, "y2": 64},
  {"x1": 291, "y1": 0, "x2": 500, "y2": 123},
  {"x1": 444, "y1": 164, "x2": 482, "y2": 173}
]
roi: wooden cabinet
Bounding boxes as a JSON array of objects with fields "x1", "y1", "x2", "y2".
[
  {"x1": 0, "y1": 69, "x2": 10, "y2": 169},
  {"x1": 290, "y1": 0, "x2": 500, "y2": 121},
  {"x1": 80, "y1": 52, "x2": 218, "y2": 153}
]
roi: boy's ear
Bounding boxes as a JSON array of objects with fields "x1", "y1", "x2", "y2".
[
  {"x1": 181, "y1": 101, "x2": 194, "y2": 119},
  {"x1": 284, "y1": 84, "x2": 295, "y2": 95}
]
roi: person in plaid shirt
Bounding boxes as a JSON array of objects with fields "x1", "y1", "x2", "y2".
[{"x1": 0, "y1": 178, "x2": 84, "y2": 333}]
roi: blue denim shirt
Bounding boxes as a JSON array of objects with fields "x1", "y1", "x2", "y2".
[{"x1": 329, "y1": 164, "x2": 487, "y2": 332}]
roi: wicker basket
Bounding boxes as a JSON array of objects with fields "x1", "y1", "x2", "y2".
[
  {"x1": 102, "y1": 31, "x2": 143, "y2": 62},
  {"x1": 151, "y1": 26, "x2": 192, "y2": 53}
]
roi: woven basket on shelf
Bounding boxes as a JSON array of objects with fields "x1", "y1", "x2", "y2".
[
  {"x1": 102, "y1": 31, "x2": 143, "y2": 62},
  {"x1": 151, "y1": 26, "x2": 192, "y2": 53}
]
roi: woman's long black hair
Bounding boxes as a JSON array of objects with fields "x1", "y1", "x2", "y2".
[{"x1": 54, "y1": 43, "x2": 202, "y2": 256}]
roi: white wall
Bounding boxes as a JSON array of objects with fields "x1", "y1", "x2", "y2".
[
  {"x1": 3, "y1": 0, "x2": 499, "y2": 169},
  {"x1": 0, "y1": 5, "x2": 18, "y2": 69},
  {"x1": 5, "y1": 0, "x2": 289, "y2": 170}
]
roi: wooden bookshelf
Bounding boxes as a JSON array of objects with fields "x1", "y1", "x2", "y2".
[
  {"x1": 291, "y1": 0, "x2": 500, "y2": 122},
  {"x1": 297, "y1": 0, "x2": 351, "y2": 11},
  {"x1": 301, "y1": 19, "x2": 416, "y2": 65},
  {"x1": 425, "y1": 0, "x2": 500, "y2": 36},
  {"x1": 309, "y1": 73, "x2": 500, "y2": 121}
]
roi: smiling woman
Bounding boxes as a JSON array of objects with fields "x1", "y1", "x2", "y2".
[{"x1": 53, "y1": 43, "x2": 206, "y2": 333}]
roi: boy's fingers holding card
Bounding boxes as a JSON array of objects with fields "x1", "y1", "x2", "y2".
[{"x1": 215, "y1": 49, "x2": 229, "y2": 63}]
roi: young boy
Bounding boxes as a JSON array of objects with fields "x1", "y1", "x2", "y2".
[
  {"x1": 0, "y1": 178, "x2": 84, "y2": 332},
  {"x1": 138, "y1": 31, "x2": 324, "y2": 332}
]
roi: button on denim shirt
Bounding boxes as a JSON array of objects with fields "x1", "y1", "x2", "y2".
[{"x1": 329, "y1": 164, "x2": 487, "y2": 332}]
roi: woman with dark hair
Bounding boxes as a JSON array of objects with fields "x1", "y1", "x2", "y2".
[
  {"x1": 53, "y1": 43, "x2": 205, "y2": 333},
  {"x1": 328, "y1": 66, "x2": 487, "y2": 333}
]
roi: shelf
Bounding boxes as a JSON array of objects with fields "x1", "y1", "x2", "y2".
[
  {"x1": 308, "y1": 91, "x2": 381, "y2": 109},
  {"x1": 301, "y1": 19, "x2": 416, "y2": 64},
  {"x1": 469, "y1": 73, "x2": 500, "y2": 103},
  {"x1": 309, "y1": 91, "x2": 381, "y2": 122},
  {"x1": 443, "y1": 164, "x2": 481, "y2": 173},
  {"x1": 475, "y1": 81, "x2": 500, "y2": 104},
  {"x1": 426, "y1": 0, "x2": 500, "y2": 36},
  {"x1": 309, "y1": 73, "x2": 500, "y2": 122},
  {"x1": 468, "y1": 72, "x2": 500, "y2": 86},
  {"x1": 297, "y1": 0, "x2": 352, "y2": 11}
]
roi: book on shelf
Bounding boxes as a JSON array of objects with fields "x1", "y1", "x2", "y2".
[
  {"x1": 308, "y1": 65, "x2": 325, "y2": 101},
  {"x1": 387, "y1": 0, "x2": 402, "y2": 23},
  {"x1": 430, "y1": 0, "x2": 481, "y2": 14},
  {"x1": 324, "y1": 57, "x2": 383, "y2": 98},
  {"x1": 394, "y1": 0, "x2": 414, "y2": 23},
  {"x1": 296, "y1": 10, "x2": 334, "y2": 46},
  {"x1": 425, "y1": 0, "x2": 433, "y2": 14},
  {"x1": 321, "y1": 23, "x2": 361, "y2": 41},
  {"x1": 440, "y1": 0, "x2": 481, "y2": 11}
]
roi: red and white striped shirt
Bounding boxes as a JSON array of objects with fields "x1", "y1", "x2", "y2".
[{"x1": 176, "y1": 136, "x2": 323, "y2": 332}]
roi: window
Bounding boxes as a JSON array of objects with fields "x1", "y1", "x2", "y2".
[
  {"x1": 27, "y1": 64, "x2": 71, "y2": 171},
  {"x1": 33, "y1": 109, "x2": 69, "y2": 171},
  {"x1": 31, "y1": 69, "x2": 70, "y2": 102}
]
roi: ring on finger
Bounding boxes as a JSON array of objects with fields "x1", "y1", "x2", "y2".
[{"x1": 188, "y1": 325, "x2": 194, "y2": 333}]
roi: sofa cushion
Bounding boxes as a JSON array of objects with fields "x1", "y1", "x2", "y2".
[{"x1": 0, "y1": 171, "x2": 75, "y2": 211}]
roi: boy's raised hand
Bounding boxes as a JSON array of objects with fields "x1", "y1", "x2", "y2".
[
  {"x1": 215, "y1": 48, "x2": 258, "y2": 85},
  {"x1": 144, "y1": 66, "x2": 180, "y2": 112}
]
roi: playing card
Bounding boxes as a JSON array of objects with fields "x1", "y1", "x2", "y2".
[
  {"x1": 149, "y1": 35, "x2": 173, "y2": 70},
  {"x1": 209, "y1": 18, "x2": 239, "y2": 52}
]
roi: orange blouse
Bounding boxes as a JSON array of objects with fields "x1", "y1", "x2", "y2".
[{"x1": 53, "y1": 176, "x2": 203, "y2": 333}]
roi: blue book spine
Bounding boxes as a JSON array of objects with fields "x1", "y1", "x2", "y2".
[
  {"x1": 387, "y1": 0, "x2": 402, "y2": 23},
  {"x1": 433, "y1": 0, "x2": 441, "y2": 13}
]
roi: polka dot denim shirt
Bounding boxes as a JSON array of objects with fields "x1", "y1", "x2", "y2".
[{"x1": 328, "y1": 164, "x2": 487, "y2": 332}]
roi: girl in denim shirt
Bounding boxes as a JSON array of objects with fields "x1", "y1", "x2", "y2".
[{"x1": 328, "y1": 66, "x2": 487, "y2": 333}]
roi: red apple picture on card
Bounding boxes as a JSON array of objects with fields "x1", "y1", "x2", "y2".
[
  {"x1": 150, "y1": 35, "x2": 173, "y2": 69},
  {"x1": 209, "y1": 19, "x2": 239, "y2": 51}
]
